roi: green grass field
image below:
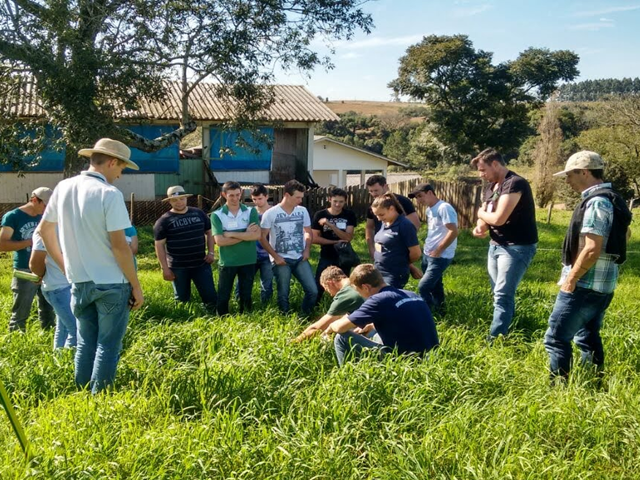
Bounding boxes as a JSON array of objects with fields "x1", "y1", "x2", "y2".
[{"x1": 2, "y1": 210, "x2": 640, "y2": 479}]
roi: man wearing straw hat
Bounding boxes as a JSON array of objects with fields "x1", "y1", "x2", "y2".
[
  {"x1": 40, "y1": 138, "x2": 144, "y2": 394},
  {"x1": 154, "y1": 185, "x2": 217, "y2": 313},
  {"x1": 544, "y1": 151, "x2": 632, "y2": 381}
]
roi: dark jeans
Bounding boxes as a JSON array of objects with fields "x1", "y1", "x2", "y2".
[
  {"x1": 544, "y1": 287, "x2": 614, "y2": 379},
  {"x1": 380, "y1": 272, "x2": 409, "y2": 289},
  {"x1": 418, "y1": 255, "x2": 453, "y2": 312},
  {"x1": 273, "y1": 257, "x2": 318, "y2": 316},
  {"x1": 334, "y1": 330, "x2": 390, "y2": 366},
  {"x1": 171, "y1": 263, "x2": 217, "y2": 312},
  {"x1": 217, "y1": 264, "x2": 254, "y2": 315},
  {"x1": 9, "y1": 274, "x2": 55, "y2": 332}
]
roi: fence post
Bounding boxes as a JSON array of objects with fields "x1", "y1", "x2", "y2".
[
  {"x1": 546, "y1": 202, "x2": 554, "y2": 224},
  {"x1": 130, "y1": 193, "x2": 135, "y2": 223},
  {"x1": 197, "y1": 195, "x2": 203, "y2": 211}
]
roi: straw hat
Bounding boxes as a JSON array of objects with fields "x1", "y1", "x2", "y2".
[
  {"x1": 78, "y1": 138, "x2": 139, "y2": 170},
  {"x1": 162, "y1": 185, "x2": 193, "y2": 202}
]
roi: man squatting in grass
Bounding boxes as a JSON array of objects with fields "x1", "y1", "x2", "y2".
[
  {"x1": 325, "y1": 264, "x2": 439, "y2": 366},
  {"x1": 294, "y1": 266, "x2": 365, "y2": 342},
  {"x1": 544, "y1": 151, "x2": 632, "y2": 381},
  {"x1": 154, "y1": 185, "x2": 217, "y2": 313},
  {"x1": 40, "y1": 138, "x2": 144, "y2": 394},
  {"x1": 260, "y1": 179, "x2": 317, "y2": 317},
  {"x1": 312, "y1": 187, "x2": 357, "y2": 303},
  {"x1": 364, "y1": 174, "x2": 422, "y2": 280},
  {"x1": 471, "y1": 148, "x2": 538, "y2": 340},
  {"x1": 211, "y1": 181, "x2": 261, "y2": 316},
  {"x1": 0, "y1": 187, "x2": 55, "y2": 332},
  {"x1": 409, "y1": 183, "x2": 459, "y2": 315}
]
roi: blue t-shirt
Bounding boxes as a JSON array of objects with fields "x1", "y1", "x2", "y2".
[
  {"x1": 1, "y1": 208, "x2": 41, "y2": 269},
  {"x1": 373, "y1": 216, "x2": 419, "y2": 279},
  {"x1": 256, "y1": 212, "x2": 269, "y2": 261},
  {"x1": 348, "y1": 286, "x2": 439, "y2": 355},
  {"x1": 124, "y1": 225, "x2": 138, "y2": 270}
]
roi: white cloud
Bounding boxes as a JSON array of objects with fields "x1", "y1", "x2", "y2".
[
  {"x1": 576, "y1": 47, "x2": 606, "y2": 55},
  {"x1": 569, "y1": 21, "x2": 615, "y2": 31},
  {"x1": 599, "y1": 17, "x2": 613, "y2": 21},
  {"x1": 334, "y1": 34, "x2": 424, "y2": 50},
  {"x1": 453, "y1": 3, "x2": 493, "y2": 17},
  {"x1": 573, "y1": 5, "x2": 640, "y2": 17},
  {"x1": 340, "y1": 52, "x2": 362, "y2": 60}
]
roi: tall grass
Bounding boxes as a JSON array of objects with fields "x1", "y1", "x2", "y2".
[{"x1": 1, "y1": 210, "x2": 640, "y2": 478}]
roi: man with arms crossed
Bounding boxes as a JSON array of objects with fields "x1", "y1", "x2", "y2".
[
  {"x1": 471, "y1": 148, "x2": 538, "y2": 340},
  {"x1": 260, "y1": 179, "x2": 317, "y2": 317},
  {"x1": 1, "y1": 187, "x2": 55, "y2": 332},
  {"x1": 154, "y1": 185, "x2": 217, "y2": 313},
  {"x1": 409, "y1": 183, "x2": 459, "y2": 314},
  {"x1": 211, "y1": 181, "x2": 261, "y2": 315},
  {"x1": 325, "y1": 264, "x2": 439, "y2": 366},
  {"x1": 544, "y1": 151, "x2": 632, "y2": 381},
  {"x1": 294, "y1": 266, "x2": 364, "y2": 342},
  {"x1": 40, "y1": 138, "x2": 143, "y2": 393}
]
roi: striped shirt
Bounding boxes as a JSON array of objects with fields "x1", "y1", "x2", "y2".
[
  {"x1": 153, "y1": 207, "x2": 211, "y2": 269},
  {"x1": 559, "y1": 183, "x2": 618, "y2": 293}
]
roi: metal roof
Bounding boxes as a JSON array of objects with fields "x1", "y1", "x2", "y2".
[
  {"x1": 0, "y1": 77, "x2": 339, "y2": 123},
  {"x1": 314, "y1": 135, "x2": 408, "y2": 167}
]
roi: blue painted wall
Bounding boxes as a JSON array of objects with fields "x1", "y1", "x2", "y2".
[{"x1": 209, "y1": 127, "x2": 274, "y2": 170}]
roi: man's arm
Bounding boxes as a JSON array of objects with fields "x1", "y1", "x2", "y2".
[
  {"x1": 154, "y1": 239, "x2": 176, "y2": 281},
  {"x1": 224, "y1": 224, "x2": 261, "y2": 242},
  {"x1": 561, "y1": 233, "x2": 603, "y2": 293},
  {"x1": 322, "y1": 222, "x2": 354, "y2": 242},
  {"x1": 214, "y1": 235, "x2": 242, "y2": 247},
  {"x1": 326, "y1": 315, "x2": 357, "y2": 335},
  {"x1": 129, "y1": 236, "x2": 139, "y2": 255},
  {"x1": 409, "y1": 245, "x2": 422, "y2": 263},
  {"x1": 429, "y1": 223, "x2": 459, "y2": 258},
  {"x1": 204, "y1": 230, "x2": 215, "y2": 264},
  {"x1": 29, "y1": 250, "x2": 47, "y2": 278},
  {"x1": 365, "y1": 218, "x2": 376, "y2": 258},
  {"x1": 294, "y1": 313, "x2": 342, "y2": 342},
  {"x1": 406, "y1": 212, "x2": 421, "y2": 231},
  {"x1": 260, "y1": 228, "x2": 285, "y2": 265},
  {"x1": 477, "y1": 192, "x2": 522, "y2": 226},
  {"x1": 312, "y1": 228, "x2": 339, "y2": 245},
  {"x1": 39, "y1": 220, "x2": 64, "y2": 271},
  {"x1": 110, "y1": 230, "x2": 144, "y2": 310},
  {"x1": 302, "y1": 226, "x2": 313, "y2": 261},
  {"x1": 0, "y1": 226, "x2": 31, "y2": 252}
]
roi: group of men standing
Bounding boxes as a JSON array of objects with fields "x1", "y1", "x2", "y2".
[{"x1": 0, "y1": 137, "x2": 632, "y2": 392}]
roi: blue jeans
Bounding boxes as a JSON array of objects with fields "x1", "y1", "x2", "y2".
[
  {"x1": 334, "y1": 330, "x2": 390, "y2": 366},
  {"x1": 171, "y1": 263, "x2": 217, "y2": 312},
  {"x1": 255, "y1": 256, "x2": 274, "y2": 304},
  {"x1": 9, "y1": 274, "x2": 55, "y2": 332},
  {"x1": 544, "y1": 287, "x2": 614, "y2": 378},
  {"x1": 487, "y1": 243, "x2": 537, "y2": 337},
  {"x1": 418, "y1": 255, "x2": 453, "y2": 312},
  {"x1": 71, "y1": 282, "x2": 131, "y2": 394},
  {"x1": 42, "y1": 286, "x2": 77, "y2": 349},
  {"x1": 273, "y1": 257, "x2": 318, "y2": 316},
  {"x1": 217, "y1": 264, "x2": 254, "y2": 315}
]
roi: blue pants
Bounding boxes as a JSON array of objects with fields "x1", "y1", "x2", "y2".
[
  {"x1": 71, "y1": 282, "x2": 131, "y2": 394},
  {"x1": 273, "y1": 258, "x2": 318, "y2": 316},
  {"x1": 217, "y1": 264, "x2": 254, "y2": 315},
  {"x1": 255, "y1": 256, "x2": 274, "y2": 304},
  {"x1": 42, "y1": 285, "x2": 77, "y2": 349},
  {"x1": 171, "y1": 263, "x2": 217, "y2": 313},
  {"x1": 544, "y1": 287, "x2": 614, "y2": 378},
  {"x1": 418, "y1": 255, "x2": 453, "y2": 312},
  {"x1": 334, "y1": 330, "x2": 389, "y2": 366},
  {"x1": 487, "y1": 243, "x2": 537, "y2": 337}
]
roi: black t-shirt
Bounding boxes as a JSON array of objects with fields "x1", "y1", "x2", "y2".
[
  {"x1": 483, "y1": 170, "x2": 538, "y2": 246},
  {"x1": 367, "y1": 194, "x2": 416, "y2": 233},
  {"x1": 312, "y1": 208, "x2": 357, "y2": 260},
  {"x1": 153, "y1": 207, "x2": 211, "y2": 269}
]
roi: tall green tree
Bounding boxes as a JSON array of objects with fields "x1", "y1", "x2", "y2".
[
  {"x1": 0, "y1": 0, "x2": 373, "y2": 173},
  {"x1": 388, "y1": 35, "x2": 579, "y2": 162}
]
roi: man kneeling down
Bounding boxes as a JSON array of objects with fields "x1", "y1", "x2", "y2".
[{"x1": 325, "y1": 264, "x2": 439, "y2": 366}]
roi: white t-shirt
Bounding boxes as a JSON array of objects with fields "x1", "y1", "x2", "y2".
[
  {"x1": 260, "y1": 204, "x2": 311, "y2": 260},
  {"x1": 424, "y1": 200, "x2": 458, "y2": 259},
  {"x1": 42, "y1": 171, "x2": 132, "y2": 284},
  {"x1": 31, "y1": 230, "x2": 69, "y2": 292}
]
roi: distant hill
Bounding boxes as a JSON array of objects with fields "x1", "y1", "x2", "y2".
[{"x1": 325, "y1": 100, "x2": 424, "y2": 116}]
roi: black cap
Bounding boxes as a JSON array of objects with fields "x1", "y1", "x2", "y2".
[{"x1": 408, "y1": 183, "x2": 434, "y2": 199}]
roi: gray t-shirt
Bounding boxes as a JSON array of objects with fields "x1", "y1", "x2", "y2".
[{"x1": 260, "y1": 205, "x2": 311, "y2": 260}]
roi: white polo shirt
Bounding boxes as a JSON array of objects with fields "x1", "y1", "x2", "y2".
[{"x1": 43, "y1": 171, "x2": 132, "y2": 284}]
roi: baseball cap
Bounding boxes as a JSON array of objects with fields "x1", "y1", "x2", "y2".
[
  {"x1": 32, "y1": 187, "x2": 53, "y2": 203},
  {"x1": 553, "y1": 151, "x2": 604, "y2": 177},
  {"x1": 408, "y1": 183, "x2": 434, "y2": 199}
]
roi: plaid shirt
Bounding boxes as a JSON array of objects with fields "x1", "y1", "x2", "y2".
[{"x1": 559, "y1": 183, "x2": 618, "y2": 293}]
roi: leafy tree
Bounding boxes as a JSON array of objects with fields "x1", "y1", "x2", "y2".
[
  {"x1": 389, "y1": 35, "x2": 579, "y2": 161},
  {"x1": 532, "y1": 102, "x2": 563, "y2": 207},
  {"x1": 557, "y1": 78, "x2": 640, "y2": 102},
  {"x1": 0, "y1": 0, "x2": 373, "y2": 173}
]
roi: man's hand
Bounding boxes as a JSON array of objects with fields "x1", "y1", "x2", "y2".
[
  {"x1": 302, "y1": 250, "x2": 310, "y2": 262},
  {"x1": 204, "y1": 252, "x2": 215, "y2": 264},
  {"x1": 428, "y1": 249, "x2": 442, "y2": 258},
  {"x1": 162, "y1": 267, "x2": 176, "y2": 281},
  {"x1": 318, "y1": 218, "x2": 328, "y2": 227},
  {"x1": 273, "y1": 254, "x2": 286, "y2": 266},
  {"x1": 247, "y1": 223, "x2": 260, "y2": 234},
  {"x1": 129, "y1": 285, "x2": 144, "y2": 310},
  {"x1": 472, "y1": 225, "x2": 488, "y2": 238},
  {"x1": 354, "y1": 323, "x2": 374, "y2": 335},
  {"x1": 561, "y1": 277, "x2": 578, "y2": 293},
  {"x1": 409, "y1": 264, "x2": 423, "y2": 279}
]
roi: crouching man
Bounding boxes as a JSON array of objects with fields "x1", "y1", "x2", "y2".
[{"x1": 325, "y1": 264, "x2": 439, "y2": 366}]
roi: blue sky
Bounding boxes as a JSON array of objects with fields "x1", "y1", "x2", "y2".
[{"x1": 275, "y1": 0, "x2": 640, "y2": 101}]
